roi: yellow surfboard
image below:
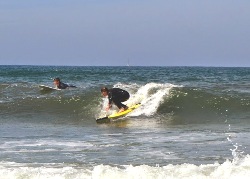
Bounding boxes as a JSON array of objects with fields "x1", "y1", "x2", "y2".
[{"x1": 96, "y1": 103, "x2": 141, "y2": 123}]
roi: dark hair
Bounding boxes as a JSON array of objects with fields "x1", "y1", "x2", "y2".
[
  {"x1": 53, "y1": 78, "x2": 60, "y2": 82},
  {"x1": 101, "y1": 87, "x2": 109, "y2": 92}
]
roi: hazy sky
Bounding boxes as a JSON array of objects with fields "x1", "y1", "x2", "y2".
[{"x1": 1, "y1": 0, "x2": 250, "y2": 66}]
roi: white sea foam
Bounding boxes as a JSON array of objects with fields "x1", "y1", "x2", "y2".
[
  {"x1": 1, "y1": 155, "x2": 250, "y2": 179},
  {"x1": 124, "y1": 82, "x2": 178, "y2": 116},
  {"x1": 0, "y1": 163, "x2": 91, "y2": 179},
  {"x1": 92, "y1": 157, "x2": 250, "y2": 179}
]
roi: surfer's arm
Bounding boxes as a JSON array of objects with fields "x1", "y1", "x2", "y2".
[
  {"x1": 105, "y1": 91, "x2": 114, "y2": 111},
  {"x1": 106, "y1": 103, "x2": 112, "y2": 111}
]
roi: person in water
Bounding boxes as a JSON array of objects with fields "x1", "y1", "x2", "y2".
[
  {"x1": 53, "y1": 78, "x2": 76, "y2": 89},
  {"x1": 101, "y1": 87, "x2": 130, "y2": 113}
]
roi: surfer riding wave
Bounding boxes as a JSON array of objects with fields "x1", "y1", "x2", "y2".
[{"x1": 101, "y1": 87, "x2": 130, "y2": 113}]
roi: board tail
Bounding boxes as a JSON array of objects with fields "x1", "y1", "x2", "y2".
[{"x1": 96, "y1": 116, "x2": 110, "y2": 123}]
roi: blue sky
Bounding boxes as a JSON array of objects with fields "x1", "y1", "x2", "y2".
[{"x1": 1, "y1": 0, "x2": 250, "y2": 66}]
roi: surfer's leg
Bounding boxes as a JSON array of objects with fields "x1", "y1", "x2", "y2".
[
  {"x1": 113, "y1": 92, "x2": 129, "y2": 112},
  {"x1": 120, "y1": 93, "x2": 129, "y2": 111},
  {"x1": 120, "y1": 104, "x2": 128, "y2": 111},
  {"x1": 120, "y1": 91, "x2": 130, "y2": 102},
  {"x1": 113, "y1": 99, "x2": 128, "y2": 112}
]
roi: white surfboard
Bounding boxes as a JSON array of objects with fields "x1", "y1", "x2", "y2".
[{"x1": 39, "y1": 85, "x2": 61, "y2": 91}]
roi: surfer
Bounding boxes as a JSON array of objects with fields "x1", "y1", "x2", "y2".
[
  {"x1": 101, "y1": 87, "x2": 130, "y2": 113},
  {"x1": 53, "y1": 78, "x2": 76, "y2": 89}
]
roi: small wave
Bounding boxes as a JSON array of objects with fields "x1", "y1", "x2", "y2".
[
  {"x1": 99, "y1": 82, "x2": 250, "y2": 124},
  {"x1": 92, "y1": 156, "x2": 250, "y2": 179},
  {"x1": 1, "y1": 155, "x2": 250, "y2": 179}
]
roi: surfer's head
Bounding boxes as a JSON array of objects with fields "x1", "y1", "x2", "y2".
[
  {"x1": 101, "y1": 87, "x2": 109, "y2": 97},
  {"x1": 53, "y1": 78, "x2": 61, "y2": 86},
  {"x1": 53, "y1": 78, "x2": 60, "y2": 82}
]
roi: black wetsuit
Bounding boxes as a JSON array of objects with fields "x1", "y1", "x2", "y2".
[
  {"x1": 57, "y1": 82, "x2": 76, "y2": 89},
  {"x1": 108, "y1": 88, "x2": 130, "y2": 109},
  {"x1": 57, "y1": 82, "x2": 69, "y2": 89}
]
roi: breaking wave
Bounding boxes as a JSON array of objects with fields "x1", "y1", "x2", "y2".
[{"x1": 1, "y1": 81, "x2": 250, "y2": 124}]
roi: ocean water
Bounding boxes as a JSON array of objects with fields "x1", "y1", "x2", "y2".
[{"x1": 0, "y1": 65, "x2": 250, "y2": 178}]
